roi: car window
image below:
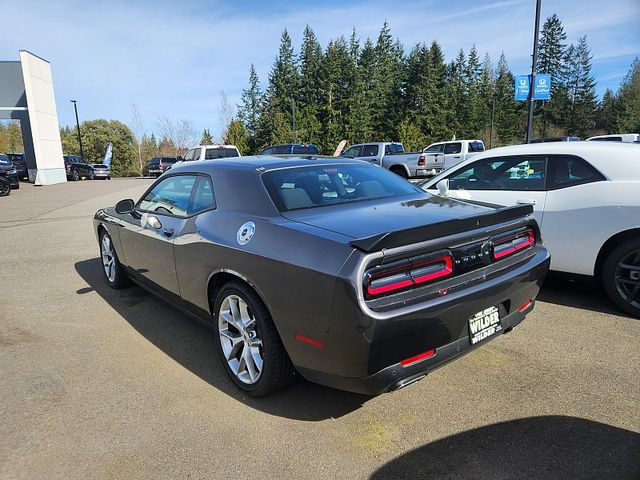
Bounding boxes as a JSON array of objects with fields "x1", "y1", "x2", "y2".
[
  {"x1": 205, "y1": 147, "x2": 235, "y2": 159},
  {"x1": 183, "y1": 149, "x2": 195, "y2": 161},
  {"x1": 444, "y1": 143, "x2": 462, "y2": 154},
  {"x1": 189, "y1": 175, "x2": 215, "y2": 214},
  {"x1": 424, "y1": 144, "x2": 444, "y2": 153},
  {"x1": 138, "y1": 175, "x2": 197, "y2": 217},
  {"x1": 225, "y1": 148, "x2": 240, "y2": 157},
  {"x1": 468, "y1": 141, "x2": 485, "y2": 152},
  {"x1": 261, "y1": 147, "x2": 273, "y2": 155},
  {"x1": 263, "y1": 164, "x2": 421, "y2": 212},
  {"x1": 447, "y1": 156, "x2": 547, "y2": 191},
  {"x1": 548, "y1": 155, "x2": 605, "y2": 190},
  {"x1": 361, "y1": 144, "x2": 379, "y2": 157},
  {"x1": 273, "y1": 145, "x2": 290, "y2": 155},
  {"x1": 193, "y1": 148, "x2": 201, "y2": 161},
  {"x1": 292, "y1": 145, "x2": 318, "y2": 154},
  {"x1": 343, "y1": 146, "x2": 362, "y2": 158}
]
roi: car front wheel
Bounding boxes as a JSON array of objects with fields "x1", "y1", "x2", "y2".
[
  {"x1": 213, "y1": 282, "x2": 294, "y2": 396},
  {"x1": 0, "y1": 177, "x2": 11, "y2": 196},
  {"x1": 71, "y1": 169, "x2": 80, "y2": 181},
  {"x1": 88, "y1": 170, "x2": 95, "y2": 180},
  {"x1": 602, "y1": 239, "x2": 640, "y2": 318},
  {"x1": 99, "y1": 230, "x2": 130, "y2": 289}
]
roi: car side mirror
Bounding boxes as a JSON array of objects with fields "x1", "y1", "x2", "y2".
[
  {"x1": 115, "y1": 198, "x2": 135, "y2": 214},
  {"x1": 436, "y1": 179, "x2": 449, "y2": 197},
  {"x1": 177, "y1": 156, "x2": 183, "y2": 161}
]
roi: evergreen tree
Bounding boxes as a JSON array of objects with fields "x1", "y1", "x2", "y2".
[
  {"x1": 200, "y1": 129, "x2": 214, "y2": 145},
  {"x1": 565, "y1": 36, "x2": 597, "y2": 137},
  {"x1": 237, "y1": 64, "x2": 263, "y2": 153},
  {"x1": 140, "y1": 133, "x2": 159, "y2": 165},
  {"x1": 345, "y1": 38, "x2": 376, "y2": 143},
  {"x1": 445, "y1": 49, "x2": 467, "y2": 138},
  {"x1": 298, "y1": 25, "x2": 324, "y2": 144},
  {"x1": 268, "y1": 29, "x2": 300, "y2": 113},
  {"x1": 494, "y1": 53, "x2": 520, "y2": 144},
  {"x1": 537, "y1": 14, "x2": 568, "y2": 136},
  {"x1": 465, "y1": 45, "x2": 485, "y2": 137},
  {"x1": 223, "y1": 119, "x2": 249, "y2": 154},
  {"x1": 595, "y1": 89, "x2": 618, "y2": 133},
  {"x1": 614, "y1": 58, "x2": 640, "y2": 133}
]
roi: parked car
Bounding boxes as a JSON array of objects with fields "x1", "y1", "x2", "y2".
[
  {"x1": 5, "y1": 153, "x2": 28, "y2": 179},
  {"x1": 530, "y1": 136, "x2": 581, "y2": 143},
  {"x1": 146, "y1": 157, "x2": 178, "y2": 177},
  {"x1": 0, "y1": 154, "x2": 19, "y2": 195},
  {"x1": 181, "y1": 144, "x2": 241, "y2": 162},
  {"x1": 259, "y1": 144, "x2": 320, "y2": 155},
  {"x1": 340, "y1": 142, "x2": 427, "y2": 178},
  {"x1": 587, "y1": 134, "x2": 640, "y2": 143},
  {"x1": 91, "y1": 163, "x2": 111, "y2": 180},
  {"x1": 419, "y1": 142, "x2": 640, "y2": 317},
  {"x1": 94, "y1": 156, "x2": 549, "y2": 396},
  {"x1": 421, "y1": 139, "x2": 485, "y2": 176},
  {"x1": 64, "y1": 154, "x2": 95, "y2": 181}
]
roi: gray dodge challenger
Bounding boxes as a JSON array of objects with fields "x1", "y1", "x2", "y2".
[{"x1": 94, "y1": 156, "x2": 550, "y2": 396}]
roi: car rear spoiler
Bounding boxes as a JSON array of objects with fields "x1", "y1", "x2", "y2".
[{"x1": 349, "y1": 203, "x2": 534, "y2": 252}]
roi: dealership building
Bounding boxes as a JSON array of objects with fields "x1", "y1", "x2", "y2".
[{"x1": 0, "y1": 50, "x2": 66, "y2": 185}]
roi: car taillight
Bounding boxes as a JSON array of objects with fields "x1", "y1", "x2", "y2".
[
  {"x1": 365, "y1": 254, "x2": 453, "y2": 298},
  {"x1": 418, "y1": 154, "x2": 425, "y2": 166},
  {"x1": 492, "y1": 228, "x2": 535, "y2": 260}
]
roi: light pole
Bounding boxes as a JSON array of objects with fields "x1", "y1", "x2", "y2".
[
  {"x1": 70, "y1": 100, "x2": 84, "y2": 159},
  {"x1": 525, "y1": 0, "x2": 542, "y2": 143}
]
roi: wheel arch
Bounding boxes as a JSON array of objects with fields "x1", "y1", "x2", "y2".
[
  {"x1": 389, "y1": 163, "x2": 409, "y2": 177},
  {"x1": 206, "y1": 269, "x2": 270, "y2": 317},
  {"x1": 594, "y1": 228, "x2": 640, "y2": 281}
]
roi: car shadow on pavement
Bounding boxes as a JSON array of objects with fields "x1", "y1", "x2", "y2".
[
  {"x1": 370, "y1": 415, "x2": 640, "y2": 480},
  {"x1": 75, "y1": 258, "x2": 369, "y2": 421},
  {"x1": 537, "y1": 272, "x2": 630, "y2": 317}
]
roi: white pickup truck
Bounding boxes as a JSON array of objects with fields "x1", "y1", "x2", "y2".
[
  {"x1": 340, "y1": 142, "x2": 428, "y2": 178},
  {"x1": 422, "y1": 139, "x2": 485, "y2": 176}
]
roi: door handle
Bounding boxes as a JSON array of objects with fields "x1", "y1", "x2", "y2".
[
  {"x1": 517, "y1": 199, "x2": 537, "y2": 205},
  {"x1": 453, "y1": 156, "x2": 461, "y2": 159},
  {"x1": 163, "y1": 227, "x2": 175, "y2": 238}
]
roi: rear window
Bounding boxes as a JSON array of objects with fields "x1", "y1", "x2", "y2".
[
  {"x1": 162, "y1": 157, "x2": 178, "y2": 164},
  {"x1": 468, "y1": 141, "x2": 485, "y2": 152},
  {"x1": 291, "y1": 145, "x2": 319, "y2": 155},
  {"x1": 263, "y1": 164, "x2": 421, "y2": 212},
  {"x1": 205, "y1": 148, "x2": 239, "y2": 159}
]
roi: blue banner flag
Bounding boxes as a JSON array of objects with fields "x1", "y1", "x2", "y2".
[
  {"x1": 514, "y1": 74, "x2": 551, "y2": 101},
  {"x1": 103, "y1": 142, "x2": 113, "y2": 167}
]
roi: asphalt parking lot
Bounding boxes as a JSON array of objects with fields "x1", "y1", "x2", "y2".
[{"x1": 1, "y1": 179, "x2": 638, "y2": 480}]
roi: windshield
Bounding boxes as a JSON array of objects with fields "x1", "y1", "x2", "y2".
[{"x1": 263, "y1": 164, "x2": 421, "y2": 212}]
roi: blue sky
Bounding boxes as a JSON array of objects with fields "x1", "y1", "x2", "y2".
[{"x1": 2, "y1": 0, "x2": 639, "y2": 140}]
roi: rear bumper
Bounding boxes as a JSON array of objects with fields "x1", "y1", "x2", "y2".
[
  {"x1": 417, "y1": 167, "x2": 444, "y2": 177},
  {"x1": 93, "y1": 170, "x2": 110, "y2": 178},
  {"x1": 290, "y1": 247, "x2": 549, "y2": 395},
  {"x1": 297, "y1": 301, "x2": 531, "y2": 395}
]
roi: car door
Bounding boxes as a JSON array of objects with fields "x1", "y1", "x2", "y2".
[
  {"x1": 539, "y1": 155, "x2": 608, "y2": 275},
  {"x1": 443, "y1": 142, "x2": 463, "y2": 169},
  {"x1": 424, "y1": 155, "x2": 549, "y2": 226},
  {"x1": 356, "y1": 144, "x2": 380, "y2": 165},
  {"x1": 118, "y1": 174, "x2": 198, "y2": 297},
  {"x1": 342, "y1": 145, "x2": 362, "y2": 159}
]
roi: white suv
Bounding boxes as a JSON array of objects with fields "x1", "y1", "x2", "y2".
[{"x1": 181, "y1": 144, "x2": 241, "y2": 162}]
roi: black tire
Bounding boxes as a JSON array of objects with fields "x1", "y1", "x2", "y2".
[
  {"x1": 71, "y1": 169, "x2": 80, "y2": 181},
  {"x1": 391, "y1": 166, "x2": 408, "y2": 178},
  {"x1": 12, "y1": 182, "x2": 19, "y2": 190},
  {"x1": 88, "y1": 170, "x2": 95, "y2": 180},
  {"x1": 213, "y1": 281, "x2": 295, "y2": 396},
  {"x1": 99, "y1": 230, "x2": 131, "y2": 289},
  {"x1": 0, "y1": 177, "x2": 10, "y2": 196},
  {"x1": 602, "y1": 239, "x2": 640, "y2": 318}
]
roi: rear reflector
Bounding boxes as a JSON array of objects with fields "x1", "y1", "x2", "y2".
[
  {"x1": 518, "y1": 300, "x2": 532, "y2": 312},
  {"x1": 294, "y1": 333, "x2": 325, "y2": 349},
  {"x1": 492, "y1": 228, "x2": 535, "y2": 260},
  {"x1": 400, "y1": 349, "x2": 436, "y2": 367},
  {"x1": 366, "y1": 255, "x2": 453, "y2": 298}
]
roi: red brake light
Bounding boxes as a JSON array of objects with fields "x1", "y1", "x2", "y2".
[
  {"x1": 400, "y1": 349, "x2": 436, "y2": 367},
  {"x1": 492, "y1": 228, "x2": 535, "y2": 260},
  {"x1": 418, "y1": 154, "x2": 425, "y2": 166},
  {"x1": 366, "y1": 255, "x2": 453, "y2": 298}
]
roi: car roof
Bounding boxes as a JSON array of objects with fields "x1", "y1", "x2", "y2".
[
  {"x1": 423, "y1": 141, "x2": 640, "y2": 185},
  {"x1": 169, "y1": 155, "x2": 366, "y2": 174}
]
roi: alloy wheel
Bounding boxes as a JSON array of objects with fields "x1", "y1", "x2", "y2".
[
  {"x1": 101, "y1": 234, "x2": 116, "y2": 282},
  {"x1": 218, "y1": 295, "x2": 264, "y2": 384},
  {"x1": 614, "y1": 248, "x2": 640, "y2": 310}
]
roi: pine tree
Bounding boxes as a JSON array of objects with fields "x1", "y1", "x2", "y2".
[
  {"x1": 595, "y1": 89, "x2": 618, "y2": 133},
  {"x1": 200, "y1": 129, "x2": 214, "y2": 145},
  {"x1": 237, "y1": 64, "x2": 263, "y2": 153},
  {"x1": 465, "y1": 45, "x2": 484, "y2": 137},
  {"x1": 494, "y1": 53, "x2": 520, "y2": 144},
  {"x1": 614, "y1": 58, "x2": 640, "y2": 133},
  {"x1": 298, "y1": 25, "x2": 324, "y2": 144},
  {"x1": 565, "y1": 36, "x2": 597, "y2": 137},
  {"x1": 223, "y1": 119, "x2": 249, "y2": 154},
  {"x1": 445, "y1": 49, "x2": 467, "y2": 138},
  {"x1": 538, "y1": 14, "x2": 568, "y2": 135}
]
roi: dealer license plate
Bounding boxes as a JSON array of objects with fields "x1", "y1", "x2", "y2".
[{"x1": 468, "y1": 306, "x2": 502, "y2": 345}]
